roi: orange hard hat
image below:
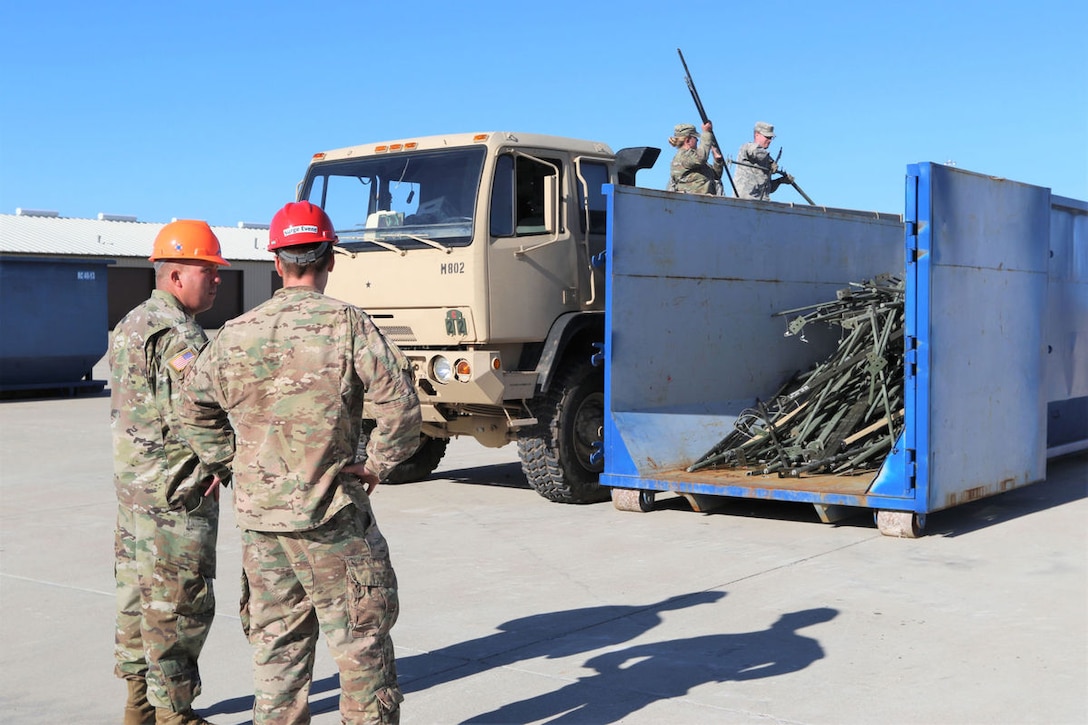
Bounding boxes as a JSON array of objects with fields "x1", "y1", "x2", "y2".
[
  {"x1": 268, "y1": 201, "x2": 338, "y2": 251},
  {"x1": 149, "y1": 219, "x2": 230, "y2": 266}
]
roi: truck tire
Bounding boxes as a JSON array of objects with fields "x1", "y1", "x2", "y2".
[
  {"x1": 517, "y1": 359, "x2": 608, "y2": 503},
  {"x1": 356, "y1": 420, "x2": 448, "y2": 484}
]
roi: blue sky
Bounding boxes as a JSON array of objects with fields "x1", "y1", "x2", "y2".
[{"x1": 1, "y1": 1, "x2": 1085, "y2": 226}]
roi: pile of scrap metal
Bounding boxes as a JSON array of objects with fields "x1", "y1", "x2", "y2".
[{"x1": 689, "y1": 273, "x2": 905, "y2": 477}]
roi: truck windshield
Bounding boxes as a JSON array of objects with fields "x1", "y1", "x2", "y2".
[{"x1": 300, "y1": 146, "x2": 486, "y2": 251}]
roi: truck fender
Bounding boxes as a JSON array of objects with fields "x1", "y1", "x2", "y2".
[{"x1": 534, "y1": 311, "x2": 603, "y2": 394}]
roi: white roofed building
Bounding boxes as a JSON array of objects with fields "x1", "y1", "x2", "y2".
[{"x1": 0, "y1": 210, "x2": 278, "y2": 330}]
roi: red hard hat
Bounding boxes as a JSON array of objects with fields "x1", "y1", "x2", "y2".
[{"x1": 268, "y1": 201, "x2": 338, "y2": 251}]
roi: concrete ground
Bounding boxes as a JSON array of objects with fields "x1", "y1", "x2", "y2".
[{"x1": 1, "y1": 383, "x2": 1085, "y2": 724}]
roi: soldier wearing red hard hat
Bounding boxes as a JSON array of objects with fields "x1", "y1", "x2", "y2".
[
  {"x1": 177, "y1": 202, "x2": 421, "y2": 723},
  {"x1": 111, "y1": 219, "x2": 229, "y2": 724}
]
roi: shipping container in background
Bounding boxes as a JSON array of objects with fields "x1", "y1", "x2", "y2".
[
  {"x1": 600, "y1": 163, "x2": 1087, "y2": 536},
  {"x1": 0, "y1": 256, "x2": 112, "y2": 394}
]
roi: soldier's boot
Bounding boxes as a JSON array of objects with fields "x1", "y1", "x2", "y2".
[
  {"x1": 123, "y1": 678, "x2": 156, "y2": 725},
  {"x1": 154, "y1": 708, "x2": 216, "y2": 725}
]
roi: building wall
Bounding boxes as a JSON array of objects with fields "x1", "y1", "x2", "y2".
[
  {"x1": 107, "y1": 257, "x2": 277, "y2": 329},
  {"x1": 0, "y1": 253, "x2": 276, "y2": 331}
]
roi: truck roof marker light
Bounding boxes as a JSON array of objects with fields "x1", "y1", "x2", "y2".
[
  {"x1": 311, "y1": 153, "x2": 326, "y2": 161},
  {"x1": 472, "y1": 134, "x2": 489, "y2": 143},
  {"x1": 375, "y1": 142, "x2": 418, "y2": 154}
]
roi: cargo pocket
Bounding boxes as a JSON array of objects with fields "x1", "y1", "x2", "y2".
[
  {"x1": 156, "y1": 658, "x2": 198, "y2": 711},
  {"x1": 375, "y1": 685, "x2": 404, "y2": 724},
  {"x1": 175, "y1": 570, "x2": 215, "y2": 619},
  {"x1": 344, "y1": 557, "x2": 399, "y2": 638}
]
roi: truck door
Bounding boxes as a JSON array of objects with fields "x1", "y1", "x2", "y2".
[
  {"x1": 487, "y1": 151, "x2": 577, "y2": 342},
  {"x1": 574, "y1": 157, "x2": 609, "y2": 308}
]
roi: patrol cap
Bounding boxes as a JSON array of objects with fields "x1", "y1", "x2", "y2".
[
  {"x1": 673, "y1": 123, "x2": 699, "y2": 138},
  {"x1": 755, "y1": 121, "x2": 775, "y2": 138}
]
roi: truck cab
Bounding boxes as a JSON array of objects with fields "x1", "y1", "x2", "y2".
[{"x1": 297, "y1": 131, "x2": 658, "y2": 502}]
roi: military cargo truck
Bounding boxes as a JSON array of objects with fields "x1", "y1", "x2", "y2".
[{"x1": 296, "y1": 132, "x2": 659, "y2": 502}]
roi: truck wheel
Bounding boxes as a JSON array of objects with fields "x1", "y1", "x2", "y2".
[
  {"x1": 356, "y1": 420, "x2": 448, "y2": 484},
  {"x1": 517, "y1": 359, "x2": 608, "y2": 504}
]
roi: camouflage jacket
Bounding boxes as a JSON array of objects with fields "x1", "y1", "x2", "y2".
[
  {"x1": 669, "y1": 129, "x2": 723, "y2": 195},
  {"x1": 733, "y1": 141, "x2": 783, "y2": 200},
  {"x1": 110, "y1": 289, "x2": 216, "y2": 513},
  {"x1": 177, "y1": 286, "x2": 422, "y2": 533}
]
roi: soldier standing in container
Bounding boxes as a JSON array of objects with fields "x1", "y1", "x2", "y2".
[
  {"x1": 111, "y1": 220, "x2": 230, "y2": 725},
  {"x1": 668, "y1": 121, "x2": 725, "y2": 195},
  {"x1": 176, "y1": 201, "x2": 422, "y2": 724},
  {"x1": 733, "y1": 121, "x2": 793, "y2": 200}
]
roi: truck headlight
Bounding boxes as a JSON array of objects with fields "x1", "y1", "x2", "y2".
[{"x1": 431, "y1": 355, "x2": 454, "y2": 384}]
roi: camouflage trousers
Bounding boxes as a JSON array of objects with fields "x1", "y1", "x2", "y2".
[
  {"x1": 114, "y1": 494, "x2": 218, "y2": 710},
  {"x1": 241, "y1": 502, "x2": 402, "y2": 724}
]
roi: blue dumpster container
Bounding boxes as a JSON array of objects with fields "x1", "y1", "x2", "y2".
[
  {"x1": 0, "y1": 256, "x2": 113, "y2": 393},
  {"x1": 599, "y1": 164, "x2": 1087, "y2": 536}
]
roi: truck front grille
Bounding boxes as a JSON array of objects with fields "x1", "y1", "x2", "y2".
[{"x1": 378, "y1": 325, "x2": 416, "y2": 342}]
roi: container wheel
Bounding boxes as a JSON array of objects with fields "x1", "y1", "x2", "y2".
[
  {"x1": 517, "y1": 358, "x2": 609, "y2": 504},
  {"x1": 612, "y1": 488, "x2": 655, "y2": 513},
  {"x1": 356, "y1": 420, "x2": 448, "y2": 484},
  {"x1": 875, "y1": 510, "x2": 926, "y2": 538}
]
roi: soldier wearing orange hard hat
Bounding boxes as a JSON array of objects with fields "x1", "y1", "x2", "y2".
[{"x1": 112, "y1": 218, "x2": 229, "y2": 725}]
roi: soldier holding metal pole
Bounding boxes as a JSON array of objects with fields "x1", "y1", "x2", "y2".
[
  {"x1": 668, "y1": 121, "x2": 725, "y2": 195},
  {"x1": 675, "y1": 49, "x2": 736, "y2": 196},
  {"x1": 733, "y1": 121, "x2": 816, "y2": 204}
]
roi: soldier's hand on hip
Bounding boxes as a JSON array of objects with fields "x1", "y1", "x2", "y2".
[{"x1": 342, "y1": 461, "x2": 381, "y2": 495}]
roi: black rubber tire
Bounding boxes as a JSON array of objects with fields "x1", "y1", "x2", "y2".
[
  {"x1": 356, "y1": 420, "x2": 448, "y2": 484},
  {"x1": 517, "y1": 359, "x2": 608, "y2": 504}
]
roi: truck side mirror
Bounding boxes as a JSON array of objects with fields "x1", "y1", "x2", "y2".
[{"x1": 615, "y1": 147, "x2": 662, "y2": 186}]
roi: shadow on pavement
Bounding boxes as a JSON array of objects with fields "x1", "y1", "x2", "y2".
[
  {"x1": 437, "y1": 461, "x2": 531, "y2": 490},
  {"x1": 462, "y1": 606, "x2": 838, "y2": 724},
  {"x1": 399, "y1": 591, "x2": 727, "y2": 694}
]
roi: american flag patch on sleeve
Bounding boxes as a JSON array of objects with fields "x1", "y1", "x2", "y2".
[{"x1": 169, "y1": 348, "x2": 197, "y2": 372}]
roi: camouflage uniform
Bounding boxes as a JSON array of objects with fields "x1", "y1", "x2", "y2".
[
  {"x1": 111, "y1": 289, "x2": 219, "y2": 712},
  {"x1": 733, "y1": 142, "x2": 785, "y2": 201},
  {"x1": 669, "y1": 125, "x2": 724, "y2": 195},
  {"x1": 177, "y1": 286, "x2": 421, "y2": 725}
]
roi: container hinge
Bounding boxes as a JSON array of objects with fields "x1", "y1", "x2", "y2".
[{"x1": 907, "y1": 448, "x2": 917, "y2": 489}]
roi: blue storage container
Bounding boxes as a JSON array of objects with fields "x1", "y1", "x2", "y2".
[
  {"x1": 599, "y1": 164, "x2": 1087, "y2": 536},
  {"x1": 0, "y1": 256, "x2": 113, "y2": 393}
]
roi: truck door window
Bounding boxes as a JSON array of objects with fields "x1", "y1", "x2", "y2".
[
  {"x1": 576, "y1": 161, "x2": 609, "y2": 235},
  {"x1": 490, "y1": 153, "x2": 561, "y2": 238},
  {"x1": 490, "y1": 155, "x2": 515, "y2": 237}
]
